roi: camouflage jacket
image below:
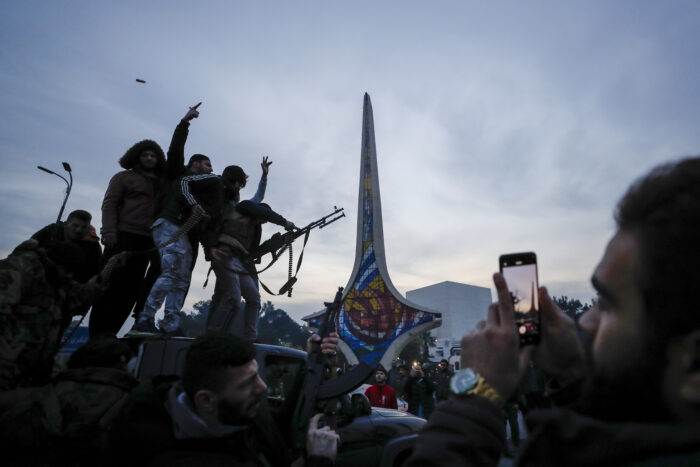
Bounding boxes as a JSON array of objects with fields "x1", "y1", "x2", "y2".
[
  {"x1": 0, "y1": 366, "x2": 138, "y2": 463},
  {"x1": 0, "y1": 240, "x2": 103, "y2": 390}
]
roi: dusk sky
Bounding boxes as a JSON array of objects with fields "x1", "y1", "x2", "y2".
[{"x1": 2, "y1": 2, "x2": 699, "y2": 332}]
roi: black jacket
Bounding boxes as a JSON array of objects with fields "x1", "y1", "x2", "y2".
[
  {"x1": 109, "y1": 377, "x2": 291, "y2": 467},
  {"x1": 406, "y1": 397, "x2": 700, "y2": 467}
]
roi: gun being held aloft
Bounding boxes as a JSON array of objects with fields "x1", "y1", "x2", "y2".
[
  {"x1": 292, "y1": 287, "x2": 344, "y2": 450},
  {"x1": 252, "y1": 206, "x2": 345, "y2": 264},
  {"x1": 252, "y1": 207, "x2": 345, "y2": 296}
]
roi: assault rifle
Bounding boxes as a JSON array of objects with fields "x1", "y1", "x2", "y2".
[
  {"x1": 252, "y1": 206, "x2": 345, "y2": 263},
  {"x1": 252, "y1": 207, "x2": 345, "y2": 296},
  {"x1": 291, "y1": 287, "x2": 375, "y2": 451}
]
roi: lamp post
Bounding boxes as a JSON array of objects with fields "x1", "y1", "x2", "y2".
[{"x1": 37, "y1": 162, "x2": 73, "y2": 222}]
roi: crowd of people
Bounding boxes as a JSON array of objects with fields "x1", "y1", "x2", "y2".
[
  {"x1": 1, "y1": 110, "x2": 700, "y2": 465},
  {"x1": 363, "y1": 359, "x2": 455, "y2": 419}
]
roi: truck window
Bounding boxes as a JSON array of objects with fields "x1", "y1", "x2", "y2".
[{"x1": 265, "y1": 355, "x2": 304, "y2": 404}]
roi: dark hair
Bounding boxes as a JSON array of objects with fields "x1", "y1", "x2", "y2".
[
  {"x1": 66, "y1": 209, "x2": 92, "y2": 223},
  {"x1": 375, "y1": 365, "x2": 387, "y2": 375},
  {"x1": 67, "y1": 337, "x2": 133, "y2": 369},
  {"x1": 119, "y1": 139, "x2": 166, "y2": 172},
  {"x1": 222, "y1": 165, "x2": 248, "y2": 184},
  {"x1": 182, "y1": 332, "x2": 256, "y2": 400},
  {"x1": 615, "y1": 156, "x2": 700, "y2": 346},
  {"x1": 187, "y1": 154, "x2": 210, "y2": 167}
]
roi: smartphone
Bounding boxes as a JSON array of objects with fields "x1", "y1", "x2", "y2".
[{"x1": 499, "y1": 252, "x2": 540, "y2": 346}]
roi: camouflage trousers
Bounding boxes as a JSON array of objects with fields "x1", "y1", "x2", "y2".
[
  {"x1": 140, "y1": 219, "x2": 191, "y2": 331},
  {"x1": 207, "y1": 256, "x2": 260, "y2": 341}
]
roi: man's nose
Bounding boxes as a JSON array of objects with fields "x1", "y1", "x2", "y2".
[{"x1": 256, "y1": 376, "x2": 267, "y2": 394}]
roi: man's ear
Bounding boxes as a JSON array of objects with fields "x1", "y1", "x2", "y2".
[
  {"x1": 676, "y1": 330, "x2": 700, "y2": 404},
  {"x1": 193, "y1": 389, "x2": 218, "y2": 414}
]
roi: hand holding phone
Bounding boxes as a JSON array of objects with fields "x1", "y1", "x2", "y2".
[{"x1": 499, "y1": 252, "x2": 540, "y2": 346}]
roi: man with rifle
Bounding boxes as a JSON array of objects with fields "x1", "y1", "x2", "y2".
[
  {"x1": 110, "y1": 331, "x2": 341, "y2": 465},
  {"x1": 207, "y1": 165, "x2": 296, "y2": 341}
]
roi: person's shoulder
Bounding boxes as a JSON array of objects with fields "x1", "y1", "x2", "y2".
[
  {"x1": 236, "y1": 200, "x2": 256, "y2": 210},
  {"x1": 31, "y1": 223, "x2": 60, "y2": 241},
  {"x1": 0, "y1": 240, "x2": 45, "y2": 287},
  {"x1": 8, "y1": 239, "x2": 43, "y2": 259},
  {"x1": 110, "y1": 169, "x2": 133, "y2": 179},
  {"x1": 106, "y1": 170, "x2": 139, "y2": 187},
  {"x1": 181, "y1": 173, "x2": 220, "y2": 181},
  {"x1": 115, "y1": 376, "x2": 177, "y2": 430}
]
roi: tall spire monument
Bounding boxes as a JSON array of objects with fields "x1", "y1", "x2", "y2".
[{"x1": 307, "y1": 93, "x2": 441, "y2": 370}]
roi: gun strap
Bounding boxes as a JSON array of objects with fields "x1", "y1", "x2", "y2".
[
  {"x1": 257, "y1": 229, "x2": 311, "y2": 296},
  {"x1": 204, "y1": 230, "x2": 312, "y2": 296},
  {"x1": 203, "y1": 259, "x2": 254, "y2": 288},
  {"x1": 120, "y1": 209, "x2": 207, "y2": 258}
]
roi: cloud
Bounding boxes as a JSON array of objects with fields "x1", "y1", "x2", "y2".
[{"x1": 2, "y1": 2, "x2": 699, "y2": 326}]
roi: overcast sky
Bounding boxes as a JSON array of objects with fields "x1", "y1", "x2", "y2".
[{"x1": 2, "y1": 1, "x2": 699, "y2": 330}]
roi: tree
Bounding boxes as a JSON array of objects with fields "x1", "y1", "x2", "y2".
[
  {"x1": 177, "y1": 300, "x2": 211, "y2": 337},
  {"x1": 399, "y1": 337, "x2": 423, "y2": 367},
  {"x1": 179, "y1": 300, "x2": 311, "y2": 348},
  {"x1": 552, "y1": 296, "x2": 595, "y2": 321},
  {"x1": 257, "y1": 301, "x2": 311, "y2": 349}
]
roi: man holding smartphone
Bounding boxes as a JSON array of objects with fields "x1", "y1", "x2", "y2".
[{"x1": 407, "y1": 156, "x2": 700, "y2": 465}]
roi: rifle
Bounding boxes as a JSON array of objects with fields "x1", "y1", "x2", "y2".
[
  {"x1": 252, "y1": 206, "x2": 345, "y2": 296},
  {"x1": 291, "y1": 287, "x2": 374, "y2": 451},
  {"x1": 252, "y1": 206, "x2": 345, "y2": 263}
]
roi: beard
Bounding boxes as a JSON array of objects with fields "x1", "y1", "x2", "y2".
[
  {"x1": 217, "y1": 394, "x2": 263, "y2": 426},
  {"x1": 576, "y1": 336, "x2": 671, "y2": 423}
]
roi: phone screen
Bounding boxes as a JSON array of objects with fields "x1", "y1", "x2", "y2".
[{"x1": 499, "y1": 252, "x2": 540, "y2": 345}]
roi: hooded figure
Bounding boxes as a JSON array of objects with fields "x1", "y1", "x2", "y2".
[{"x1": 88, "y1": 138, "x2": 167, "y2": 337}]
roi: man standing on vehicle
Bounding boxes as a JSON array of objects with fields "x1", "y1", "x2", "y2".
[
  {"x1": 90, "y1": 105, "x2": 204, "y2": 337},
  {"x1": 111, "y1": 332, "x2": 340, "y2": 465},
  {"x1": 206, "y1": 165, "x2": 295, "y2": 341},
  {"x1": 129, "y1": 164, "x2": 222, "y2": 336},
  {"x1": 407, "y1": 156, "x2": 700, "y2": 465},
  {"x1": 365, "y1": 366, "x2": 398, "y2": 409}
]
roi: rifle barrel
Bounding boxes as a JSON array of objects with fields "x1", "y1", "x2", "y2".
[{"x1": 318, "y1": 213, "x2": 345, "y2": 229}]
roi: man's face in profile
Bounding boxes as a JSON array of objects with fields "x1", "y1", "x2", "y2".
[
  {"x1": 190, "y1": 159, "x2": 213, "y2": 175},
  {"x1": 579, "y1": 230, "x2": 669, "y2": 422},
  {"x1": 63, "y1": 217, "x2": 89, "y2": 242},
  {"x1": 216, "y1": 360, "x2": 267, "y2": 425}
]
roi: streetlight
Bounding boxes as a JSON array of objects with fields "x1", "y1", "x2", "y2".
[{"x1": 37, "y1": 162, "x2": 73, "y2": 222}]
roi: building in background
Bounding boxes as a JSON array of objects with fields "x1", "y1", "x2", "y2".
[{"x1": 407, "y1": 281, "x2": 492, "y2": 369}]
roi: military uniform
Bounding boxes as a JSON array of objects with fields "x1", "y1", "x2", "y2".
[
  {"x1": 0, "y1": 240, "x2": 103, "y2": 390},
  {"x1": 207, "y1": 200, "x2": 289, "y2": 341},
  {"x1": 0, "y1": 366, "x2": 138, "y2": 464}
]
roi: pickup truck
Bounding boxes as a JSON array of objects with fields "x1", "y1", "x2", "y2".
[{"x1": 133, "y1": 337, "x2": 425, "y2": 467}]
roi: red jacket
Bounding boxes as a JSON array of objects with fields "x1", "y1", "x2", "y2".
[{"x1": 364, "y1": 384, "x2": 398, "y2": 409}]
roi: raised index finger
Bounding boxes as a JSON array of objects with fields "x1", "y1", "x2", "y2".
[
  {"x1": 493, "y1": 272, "x2": 515, "y2": 327},
  {"x1": 191, "y1": 102, "x2": 202, "y2": 110}
]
